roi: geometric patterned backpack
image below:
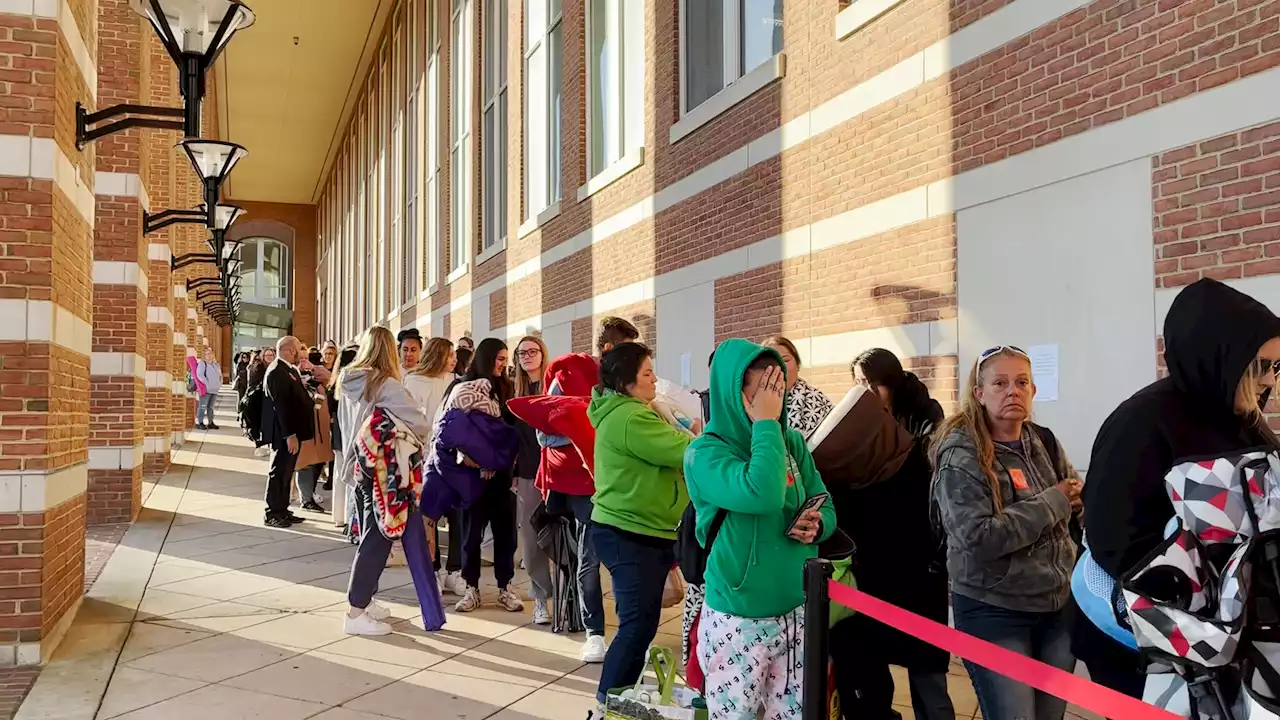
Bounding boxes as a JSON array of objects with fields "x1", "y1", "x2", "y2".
[{"x1": 1121, "y1": 450, "x2": 1280, "y2": 719}]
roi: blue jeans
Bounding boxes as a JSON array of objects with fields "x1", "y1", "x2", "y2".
[
  {"x1": 593, "y1": 523, "x2": 674, "y2": 703},
  {"x1": 951, "y1": 593, "x2": 1075, "y2": 720},
  {"x1": 196, "y1": 393, "x2": 216, "y2": 425},
  {"x1": 567, "y1": 494, "x2": 605, "y2": 636}
]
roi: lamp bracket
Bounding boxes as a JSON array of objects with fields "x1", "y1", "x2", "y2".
[
  {"x1": 75, "y1": 103, "x2": 188, "y2": 149},
  {"x1": 171, "y1": 253, "x2": 219, "y2": 271},
  {"x1": 144, "y1": 208, "x2": 206, "y2": 235}
]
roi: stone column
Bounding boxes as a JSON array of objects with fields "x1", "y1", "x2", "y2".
[{"x1": 0, "y1": 1, "x2": 97, "y2": 664}]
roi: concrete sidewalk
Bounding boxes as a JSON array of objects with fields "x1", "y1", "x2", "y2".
[{"x1": 10, "y1": 392, "x2": 1005, "y2": 720}]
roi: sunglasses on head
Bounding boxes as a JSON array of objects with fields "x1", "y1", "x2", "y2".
[{"x1": 979, "y1": 345, "x2": 1029, "y2": 365}]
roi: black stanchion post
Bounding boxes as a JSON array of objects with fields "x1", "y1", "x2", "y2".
[{"x1": 802, "y1": 557, "x2": 834, "y2": 720}]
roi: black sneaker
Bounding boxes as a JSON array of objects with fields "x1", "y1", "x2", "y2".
[
  {"x1": 207, "y1": 423, "x2": 220, "y2": 430},
  {"x1": 286, "y1": 513, "x2": 305, "y2": 523},
  {"x1": 301, "y1": 501, "x2": 326, "y2": 513},
  {"x1": 321, "y1": 479, "x2": 333, "y2": 491},
  {"x1": 264, "y1": 516, "x2": 291, "y2": 528},
  {"x1": 195, "y1": 423, "x2": 206, "y2": 430}
]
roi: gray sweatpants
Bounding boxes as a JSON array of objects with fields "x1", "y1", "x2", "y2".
[{"x1": 516, "y1": 476, "x2": 553, "y2": 603}]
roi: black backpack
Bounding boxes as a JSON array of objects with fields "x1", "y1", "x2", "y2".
[{"x1": 675, "y1": 430, "x2": 728, "y2": 587}]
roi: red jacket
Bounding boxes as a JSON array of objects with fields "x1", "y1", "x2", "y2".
[{"x1": 506, "y1": 353, "x2": 597, "y2": 497}]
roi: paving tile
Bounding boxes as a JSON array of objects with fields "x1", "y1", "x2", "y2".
[
  {"x1": 149, "y1": 571, "x2": 294, "y2": 602},
  {"x1": 96, "y1": 667, "x2": 207, "y2": 719},
  {"x1": 123, "y1": 633, "x2": 305, "y2": 683},
  {"x1": 222, "y1": 650, "x2": 417, "y2": 705},
  {"x1": 341, "y1": 667, "x2": 537, "y2": 720},
  {"x1": 489, "y1": 687, "x2": 600, "y2": 720},
  {"x1": 229, "y1": 612, "x2": 352, "y2": 650},
  {"x1": 118, "y1": 623, "x2": 214, "y2": 663},
  {"x1": 108, "y1": 683, "x2": 327, "y2": 720}
]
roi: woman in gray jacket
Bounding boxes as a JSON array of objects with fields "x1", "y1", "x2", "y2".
[
  {"x1": 336, "y1": 325, "x2": 432, "y2": 636},
  {"x1": 930, "y1": 345, "x2": 1083, "y2": 720}
]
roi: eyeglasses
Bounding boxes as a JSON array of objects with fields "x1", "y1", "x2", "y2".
[
  {"x1": 516, "y1": 349, "x2": 542, "y2": 359},
  {"x1": 979, "y1": 345, "x2": 1029, "y2": 365}
]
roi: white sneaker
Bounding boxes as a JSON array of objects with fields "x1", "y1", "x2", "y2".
[
  {"x1": 532, "y1": 600, "x2": 551, "y2": 625},
  {"x1": 580, "y1": 634, "x2": 607, "y2": 663},
  {"x1": 443, "y1": 570, "x2": 465, "y2": 596},
  {"x1": 497, "y1": 587, "x2": 525, "y2": 612},
  {"x1": 343, "y1": 611, "x2": 392, "y2": 636},
  {"x1": 455, "y1": 586, "x2": 481, "y2": 613},
  {"x1": 365, "y1": 600, "x2": 391, "y2": 621},
  {"x1": 254, "y1": 446, "x2": 269, "y2": 457}
]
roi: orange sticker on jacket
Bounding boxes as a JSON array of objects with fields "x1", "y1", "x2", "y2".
[{"x1": 1009, "y1": 468, "x2": 1029, "y2": 490}]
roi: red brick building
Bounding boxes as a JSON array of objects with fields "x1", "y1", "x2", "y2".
[{"x1": 1, "y1": 0, "x2": 1279, "y2": 668}]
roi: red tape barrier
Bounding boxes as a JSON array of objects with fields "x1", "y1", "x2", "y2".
[{"x1": 825, "y1": 580, "x2": 1181, "y2": 720}]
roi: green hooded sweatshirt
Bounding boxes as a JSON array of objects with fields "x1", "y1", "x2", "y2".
[
  {"x1": 587, "y1": 388, "x2": 693, "y2": 539},
  {"x1": 684, "y1": 339, "x2": 836, "y2": 619}
]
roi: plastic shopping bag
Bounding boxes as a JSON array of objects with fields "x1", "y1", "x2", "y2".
[
  {"x1": 606, "y1": 647, "x2": 708, "y2": 720},
  {"x1": 661, "y1": 566, "x2": 685, "y2": 609}
]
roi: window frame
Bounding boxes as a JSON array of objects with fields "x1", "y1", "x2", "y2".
[
  {"x1": 522, "y1": 0, "x2": 562, "y2": 226},
  {"x1": 479, "y1": 0, "x2": 508, "y2": 262},
  {"x1": 580, "y1": 0, "x2": 644, "y2": 201},
  {"x1": 426, "y1": 1, "x2": 442, "y2": 294},
  {"x1": 449, "y1": 0, "x2": 473, "y2": 281}
]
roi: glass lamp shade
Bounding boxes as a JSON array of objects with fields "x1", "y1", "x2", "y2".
[
  {"x1": 197, "y1": 203, "x2": 246, "y2": 231},
  {"x1": 131, "y1": 0, "x2": 255, "y2": 62},
  {"x1": 179, "y1": 139, "x2": 247, "y2": 183}
]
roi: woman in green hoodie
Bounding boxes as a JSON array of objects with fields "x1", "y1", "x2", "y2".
[
  {"x1": 684, "y1": 339, "x2": 836, "y2": 720},
  {"x1": 587, "y1": 342, "x2": 694, "y2": 709}
]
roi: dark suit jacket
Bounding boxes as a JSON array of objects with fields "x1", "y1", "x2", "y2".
[{"x1": 263, "y1": 359, "x2": 315, "y2": 447}]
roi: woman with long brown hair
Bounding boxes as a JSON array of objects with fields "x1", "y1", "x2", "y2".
[
  {"x1": 336, "y1": 326, "x2": 432, "y2": 636},
  {"x1": 763, "y1": 335, "x2": 833, "y2": 438},
  {"x1": 930, "y1": 346, "x2": 1082, "y2": 720},
  {"x1": 512, "y1": 335, "x2": 553, "y2": 624}
]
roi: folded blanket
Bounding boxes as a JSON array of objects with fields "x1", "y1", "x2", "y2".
[
  {"x1": 356, "y1": 407, "x2": 425, "y2": 539},
  {"x1": 443, "y1": 378, "x2": 501, "y2": 417},
  {"x1": 806, "y1": 385, "x2": 912, "y2": 490}
]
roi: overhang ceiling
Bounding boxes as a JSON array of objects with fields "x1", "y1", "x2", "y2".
[{"x1": 214, "y1": 0, "x2": 392, "y2": 205}]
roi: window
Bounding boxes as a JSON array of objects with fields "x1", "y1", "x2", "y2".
[
  {"x1": 406, "y1": 0, "x2": 421, "y2": 301},
  {"x1": 235, "y1": 237, "x2": 291, "y2": 305},
  {"x1": 450, "y1": 0, "x2": 472, "y2": 274},
  {"x1": 682, "y1": 0, "x2": 783, "y2": 113},
  {"x1": 587, "y1": 0, "x2": 644, "y2": 179},
  {"x1": 427, "y1": 1, "x2": 441, "y2": 288},
  {"x1": 377, "y1": 42, "x2": 389, "y2": 318},
  {"x1": 480, "y1": 0, "x2": 507, "y2": 256},
  {"x1": 524, "y1": 0, "x2": 561, "y2": 218},
  {"x1": 392, "y1": 13, "x2": 405, "y2": 308}
]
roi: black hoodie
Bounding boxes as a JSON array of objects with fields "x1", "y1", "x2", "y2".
[{"x1": 1083, "y1": 278, "x2": 1280, "y2": 582}]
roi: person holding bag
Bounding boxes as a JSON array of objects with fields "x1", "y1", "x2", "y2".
[{"x1": 684, "y1": 338, "x2": 836, "y2": 720}]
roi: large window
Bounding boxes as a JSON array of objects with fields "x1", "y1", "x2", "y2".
[
  {"x1": 427, "y1": 0, "x2": 441, "y2": 289},
  {"x1": 480, "y1": 0, "x2": 507, "y2": 256},
  {"x1": 587, "y1": 0, "x2": 643, "y2": 179},
  {"x1": 236, "y1": 237, "x2": 291, "y2": 306},
  {"x1": 450, "y1": 0, "x2": 472, "y2": 274},
  {"x1": 392, "y1": 14, "x2": 405, "y2": 308},
  {"x1": 377, "y1": 42, "x2": 389, "y2": 319},
  {"x1": 524, "y1": 0, "x2": 561, "y2": 218},
  {"x1": 406, "y1": 0, "x2": 421, "y2": 302},
  {"x1": 682, "y1": 0, "x2": 783, "y2": 113}
]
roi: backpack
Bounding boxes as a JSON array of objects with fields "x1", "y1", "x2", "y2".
[
  {"x1": 928, "y1": 424, "x2": 1080, "y2": 569},
  {"x1": 674, "y1": 431, "x2": 731, "y2": 587}
]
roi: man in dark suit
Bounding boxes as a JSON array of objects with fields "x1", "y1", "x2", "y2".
[{"x1": 263, "y1": 336, "x2": 317, "y2": 528}]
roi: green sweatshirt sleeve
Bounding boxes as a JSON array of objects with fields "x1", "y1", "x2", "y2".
[
  {"x1": 623, "y1": 408, "x2": 692, "y2": 469},
  {"x1": 690, "y1": 419, "x2": 789, "y2": 515},
  {"x1": 792, "y1": 438, "x2": 836, "y2": 543}
]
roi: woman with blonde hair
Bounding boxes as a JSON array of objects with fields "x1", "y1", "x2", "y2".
[
  {"x1": 1075, "y1": 278, "x2": 1280, "y2": 699},
  {"x1": 930, "y1": 345, "x2": 1082, "y2": 720},
  {"x1": 511, "y1": 334, "x2": 554, "y2": 624},
  {"x1": 336, "y1": 326, "x2": 433, "y2": 636}
]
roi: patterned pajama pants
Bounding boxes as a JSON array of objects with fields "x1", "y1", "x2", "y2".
[{"x1": 697, "y1": 605, "x2": 806, "y2": 720}]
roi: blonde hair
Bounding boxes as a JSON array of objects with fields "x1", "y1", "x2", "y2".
[
  {"x1": 1236, "y1": 360, "x2": 1280, "y2": 447},
  {"x1": 930, "y1": 348, "x2": 1032, "y2": 512},
  {"x1": 341, "y1": 326, "x2": 400, "y2": 403},
  {"x1": 514, "y1": 335, "x2": 548, "y2": 398},
  {"x1": 411, "y1": 337, "x2": 455, "y2": 378}
]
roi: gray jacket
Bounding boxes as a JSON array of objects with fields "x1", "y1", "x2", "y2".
[
  {"x1": 335, "y1": 368, "x2": 432, "y2": 487},
  {"x1": 932, "y1": 425, "x2": 1077, "y2": 613}
]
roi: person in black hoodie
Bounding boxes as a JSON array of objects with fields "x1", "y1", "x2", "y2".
[
  {"x1": 1077, "y1": 277, "x2": 1280, "y2": 698},
  {"x1": 830, "y1": 348, "x2": 955, "y2": 720}
]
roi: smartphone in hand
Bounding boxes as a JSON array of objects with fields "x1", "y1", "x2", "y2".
[{"x1": 785, "y1": 493, "x2": 828, "y2": 537}]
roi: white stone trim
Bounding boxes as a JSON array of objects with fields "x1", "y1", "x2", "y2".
[
  {"x1": 670, "y1": 53, "x2": 786, "y2": 144},
  {"x1": 87, "y1": 445, "x2": 144, "y2": 471},
  {"x1": 147, "y1": 243, "x2": 170, "y2": 261},
  {"x1": 94, "y1": 171, "x2": 150, "y2": 212},
  {"x1": 56, "y1": 0, "x2": 95, "y2": 102},
  {"x1": 518, "y1": 201, "x2": 562, "y2": 239},
  {"x1": 143, "y1": 435, "x2": 170, "y2": 454},
  {"x1": 89, "y1": 352, "x2": 145, "y2": 378},
  {"x1": 0, "y1": 462, "x2": 87, "y2": 512},
  {"x1": 144, "y1": 370, "x2": 171, "y2": 389},
  {"x1": 170, "y1": 380, "x2": 184, "y2": 396},
  {"x1": 475, "y1": 240, "x2": 506, "y2": 266},
  {"x1": 447, "y1": 262, "x2": 469, "y2": 285},
  {"x1": 92, "y1": 260, "x2": 148, "y2": 296},
  {"x1": 0, "y1": 136, "x2": 93, "y2": 225},
  {"x1": 173, "y1": 332, "x2": 186, "y2": 346},
  {"x1": 835, "y1": 0, "x2": 907, "y2": 39},
  {"x1": 0, "y1": 299, "x2": 90, "y2": 355},
  {"x1": 173, "y1": 284, "x2": 187, "y2": 299},
  {"x1": 147, "y1": 306, "x2": 173, "y2": 328},
  {"x1": 577, "y1": 146, "x2": 645, "y2": 202},
  {"x1": 186, "y1": 308, "x2": 197, "y2": 320}
]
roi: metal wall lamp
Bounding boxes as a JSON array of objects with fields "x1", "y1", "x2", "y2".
[
  {"x1": 76, "y1": 1, "x2": 255, "y2": 148},
  {"x1": 143, "y1": 142, "x2": 247, "y2": 230}
]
